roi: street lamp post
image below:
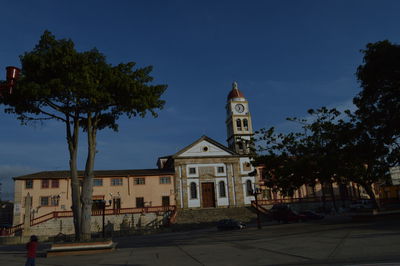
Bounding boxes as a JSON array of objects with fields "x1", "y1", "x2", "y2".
[
  {"x1": 0, "y1": 66, "x2": 20, "y2": 96},
  {"x1": 101, "y1": 199, "x2": 112, "y2": 238},
  {"x1": 251, "y1": 187, "x2": 263, "y2": 229}
]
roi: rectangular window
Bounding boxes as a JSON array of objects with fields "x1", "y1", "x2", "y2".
[
  {"x1": 41, "y1": 180, "x2": 49, "y2": 189},
  {"x1": 217, "y1": 166, "x2": 225, "y2": 173},
  {"x1": 159, "y1": 177, "x2": 171, "y2": 184},
  {"x1": 51, "y1": 180, "x2": 59, "y2": 188},
  {"x1": 40, "y1": 196, "x2": 49, "y2": 206},
  {"x1": 136, "y1": 197, "x2": 144, "y2": 208},
  {"x1": 162, "y1": 196, "x2": 170, "y2": 206},
  {"x1": 111, "y1": 178, "x2": 123, "y2": 186},
  {"x1": 25, "y1": 180, "x2": 33, "y2": 189},
  {"x1": 93, "y1": 179, "x2": 103, "y2": 187},
  {"x1": 134, "y1": 178, "x2": 145, "y2": 185},
  {"x1": 189, "y1": 167, "x2": 196, "y2": 174}
]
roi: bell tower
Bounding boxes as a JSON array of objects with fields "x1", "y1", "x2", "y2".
[{"x1": 226, "y1": 82, "x2": 254, "y2": 154}]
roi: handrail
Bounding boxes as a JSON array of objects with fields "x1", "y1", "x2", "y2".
[
  {"x1": 2, "y1": 205, "x2": 177, "y2": 236},
  {"x1": 28, "y1": 205, "x2": 177, "y2": 228},
  {"x1": 254, "y1": 195, "x2": 378, "y2": 206},
  {"x1": 1, "y1": 223, "x2": 24, "y2": 236},
  {"x1": 31, "y1": 212, "x2": 58, "y2": 226},
  {"x1": 254, "y1": 196, "x2": 333, "y2": 206},
  {"x1": 251, "y1": 201, "x2": 270, "y2": 215}
]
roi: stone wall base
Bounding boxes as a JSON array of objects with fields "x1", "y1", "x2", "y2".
[{"x1": 27, "y1": 212, "x2": 162, "y2": 237}]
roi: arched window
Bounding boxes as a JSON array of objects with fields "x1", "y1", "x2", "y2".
[
  {"x1": 219, "y1": 181, "x2": 226, "y2": 198},
  {"x1": 236, "y1": 119, "x2": 242, "y2": 131},
  {"x1": 246, "y1": 180, "x2": 253, "y2": 196},
  {"x1": 190, "y1": 182, "x2": 197, "y2": 199},
  {"x1": 243, "y1": 119, "x2": 248, "y2": 131}
]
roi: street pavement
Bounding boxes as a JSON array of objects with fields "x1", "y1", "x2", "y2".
[{"x1": 1, "y1": 215, "x2": 400, "y2": 266}]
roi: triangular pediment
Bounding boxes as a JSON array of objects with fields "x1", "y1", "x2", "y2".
[{"x1": 174, "y1": 136, "x2": 238, "y2": 158}]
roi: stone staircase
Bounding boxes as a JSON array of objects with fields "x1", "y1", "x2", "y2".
[{"x1": 174, "y1": 207, "x2": 257, "y2": 224}]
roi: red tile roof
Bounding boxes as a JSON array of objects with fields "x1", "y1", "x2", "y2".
[
  {"x1": 13, "y1": 169, "x2": 175, "y2": 180},
  {"x1": 227, "y1": 87, "x2": 245, "y2": 100}
]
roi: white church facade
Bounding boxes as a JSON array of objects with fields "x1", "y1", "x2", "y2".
[{"x1": 157, "y1": 82, "x2": 257, "y2": 209}]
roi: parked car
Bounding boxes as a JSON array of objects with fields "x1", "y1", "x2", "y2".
[
  {"x1": 299, "y1": 210, "x2": 324, "y2": 220},
  {"x1": 349, "y1": 200, "x2": 374, "y2": 210},
  {"x1": 270, "y1": 204, "x2": 305, "y2": 223},
  {"x1": 217, "y1": 219, "x2": 246, "y2": 230}
]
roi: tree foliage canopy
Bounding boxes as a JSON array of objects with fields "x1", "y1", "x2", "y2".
[
  {"x1": 254, "y1": 106, "x2": 391, "y2": 207},
  {"x1": 254, "y1": 108, "x2": 345, "y2": 197},
  {"x1": 1, "y1": 30, "x2": 167, "y2": 129},
  {"x1": 355, "y1": 40, "x2": 400, "y2": 167}
]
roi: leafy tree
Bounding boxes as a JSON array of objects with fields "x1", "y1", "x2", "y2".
[
  {"x1": 336, "y1": 112, "x2": 390, "y2": 208},
  {"x1": 254, "y1": 106, "x2": 389, "y2": 209},
  {"x1": 255, "y1": 108, "x2": 344, "y2": 210},
  {"x1": 354, "y1": 40, "x2": 400, "y2": 168},
  {"x1": 0, "y1": 31, "x2": 167, "y2": 240},
  {"x1": 342, "y1": 40, "x2": 400, "y2": 206},
  {"x1": 254, "y1": 127, "x2": 309, "y2": 197}
]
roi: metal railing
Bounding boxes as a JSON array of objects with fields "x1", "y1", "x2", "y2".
[
  {"x1": 251, "y1": 201, "x2": 270, "y2": 215},
  {"x1": 254, "y1": 196, "x2": 345, "y2": 206},
  {"x1": 0, "y1": 223, "x2": 23, "y2": 236},
  {"x1": 2, "y1": 205, "x2": 177, "y2": 237}
]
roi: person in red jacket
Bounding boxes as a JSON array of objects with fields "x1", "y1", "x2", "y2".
[{"x1": 25, "y1": 235, "x2": 38, "y2": 266}]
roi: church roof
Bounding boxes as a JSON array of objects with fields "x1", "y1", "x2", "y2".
[
  {"x1": 227, "y1": 81, "x2": 245, "y2": 100},
  {"x1": 172, "y1": 135, "x2": 239, "y2": 158}
]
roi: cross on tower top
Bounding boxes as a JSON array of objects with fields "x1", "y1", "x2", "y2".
[{"x1": 232, "y1": 81, "x2": 238, "y2": 90}]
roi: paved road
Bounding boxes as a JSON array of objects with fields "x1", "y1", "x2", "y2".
[{"x1": 1, "y1": 216, "x2": 400, "y2": 266}]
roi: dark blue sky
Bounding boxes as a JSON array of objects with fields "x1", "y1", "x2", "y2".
[{"x1": 1, "y1": 0, "x2": 400, "y2": 199}]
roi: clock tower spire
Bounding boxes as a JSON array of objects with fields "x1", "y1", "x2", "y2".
[{"x1": 226, "y1": 82, "x2": 253, "y2": 154}]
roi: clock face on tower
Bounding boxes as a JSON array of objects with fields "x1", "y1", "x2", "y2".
[{"x1": 235, "y1": 104, "x2": 245, "y2": 113}]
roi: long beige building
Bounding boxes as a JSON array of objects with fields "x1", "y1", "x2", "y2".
[{"x1": 13, "y1": 169, "x2": 175, "y2": 225}]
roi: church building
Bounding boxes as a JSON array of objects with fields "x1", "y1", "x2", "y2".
[{"x1": 157, "y1": 82, "x2": 257, "y2": 209}]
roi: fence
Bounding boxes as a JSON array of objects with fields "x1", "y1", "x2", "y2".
[
  {"x1": 252, "y1": 196, "x2": 400, "y2": 210},
  {"x1": 1, "y1": 205, "x2": 176, "y2": 237}
]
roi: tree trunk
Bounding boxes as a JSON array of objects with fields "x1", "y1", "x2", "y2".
[
  {"x1": 329, "y1": 182, "x2": 338, "y2": 212},
  {"x1": 80, "y1": 113, "x2": 97, "y2": 240},
  {"x1": 321, "y1": 183, "x2": 327, "y2": 212},
  {"x1": 66, "y1": 114, "x2": 81, "y2": 241},
  {"x1": 362, "y1": 183, "x2": 380, "y2": 210}
]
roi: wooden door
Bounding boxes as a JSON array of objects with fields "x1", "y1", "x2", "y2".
[
  {"x1": 201, "y1": 182, "x2": 215, "y2": 208},
  {"x1": 162, "y1": 196, "x2": 170, "y2": 207},
  {"x1": 136, "y1": 197, "x2": 144, "y2": 208}
]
